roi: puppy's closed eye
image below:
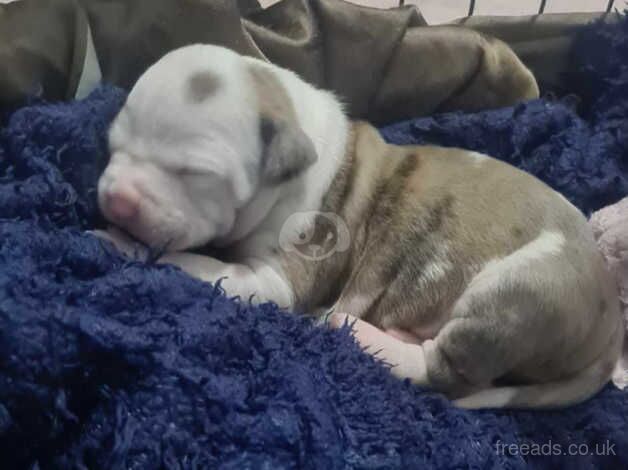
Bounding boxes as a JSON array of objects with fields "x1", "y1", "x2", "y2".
[
  {"x1": 172, "y1": 166, "x2": 216, "y2": 179},
  {"x1": 174, "y1": 168, "x2": 207, "y2": 177}
]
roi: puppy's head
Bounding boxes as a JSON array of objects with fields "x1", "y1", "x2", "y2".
[{"x1": 98, "y1": 45, "x2": 317, "y2": 251}]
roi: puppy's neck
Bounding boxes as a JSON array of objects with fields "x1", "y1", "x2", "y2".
[
  {"x1": 217, "y1": 72, "x2": 349, "y2": 253},
  {"x1": 292, "y1": 86, "x2": 350, "y2": 215}
]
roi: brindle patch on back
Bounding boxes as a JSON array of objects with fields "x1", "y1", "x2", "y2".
[
  {"x1": 320, "y1": 127, "x2": 357, "y2": 215},
  {"x1": 186, "y1": 71, "x2": 221, "y2": 103},
  {"x1": 424, "y1": 194, "x2": 455, "y2": 233},
  {"x1": 511, "y1": 225, "x2": 524, "y2": 239},
  {"x1": 366, "y1": 152, "x2": 419, "y2": 228}
]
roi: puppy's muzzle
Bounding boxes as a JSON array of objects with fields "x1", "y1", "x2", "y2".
[{"x1": 102, "y1": 182, "x2": 141, "y2": 222}]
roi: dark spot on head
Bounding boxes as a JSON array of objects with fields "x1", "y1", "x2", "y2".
[
  {"x1": 599, "y1": 299, "x2": 607, "y2": 314},
  {"x1": 186, "y1": 71, "x2": 221, "y2": 103}
]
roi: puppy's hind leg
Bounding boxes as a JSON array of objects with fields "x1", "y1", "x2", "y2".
[
  {"x1": 331, "y1": 231, "x2": 595, "y2": 407},
  {"x1": 328, "y1": 310, "x2": 494, "y2": 397},
  {"x1": 420, "y1": 255, "x2": 566, "y2": 401},
  {"x1": 420, "y1": 230, "x2": 616, "y2": 408}
]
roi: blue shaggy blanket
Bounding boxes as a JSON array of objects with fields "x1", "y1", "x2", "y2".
[{"x1": 1, "y1": 16, "x2": 628, "y2": 470}]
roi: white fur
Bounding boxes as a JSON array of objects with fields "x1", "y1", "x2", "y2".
[
  {"x1": 467, "y1": 151, "x2": 489, "y2": 166},
  {"x1": 98, "y1": 45, "x2": 348, "y2": 307},
  {"x1": 419, "y1": 260, "x2": 453, "y2": 288},
  {"x1": 454, "y1": 388, "x2": 518, "y2": 408},
  {"x1": 472, "y1": 230, "x2": 565, "y2": 288},
  {"x1": 417, "y1": 243, "x2": 452, "y2": 286},
  {"x1": 507, "y1": 229, "x2": 564, "y2": 261}
]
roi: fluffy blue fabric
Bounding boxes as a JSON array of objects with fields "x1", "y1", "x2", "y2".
[{"x1": 1, "y1": 16, "x2": 628, "y2": 470}]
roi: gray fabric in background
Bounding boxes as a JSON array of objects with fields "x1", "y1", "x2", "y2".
[
  {"x1": 454, "y1": 12, "x2": 619, "y2": 94},
  {"x1": 0, "y1": 0, "x2": 616, "y2": 123},
  {"x1": 0, "y1": 0, "x2": 88, "y2": 104}
]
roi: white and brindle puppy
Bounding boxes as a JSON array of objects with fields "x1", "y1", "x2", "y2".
[{"x1": 97, "y1": 44, "x2": 623, "y2": 409}]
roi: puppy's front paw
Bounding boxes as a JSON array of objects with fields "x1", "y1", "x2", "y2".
[
  {"x1": 157, "y1": 252, "x2": 223, "y2": 282},
  {"x1": 90, "y1": 227, "x2": 148, "y2": 260}
]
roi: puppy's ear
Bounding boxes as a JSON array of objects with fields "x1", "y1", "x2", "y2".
[
  {"x1": 247, "y1": 62, "x2": 317, "y2": 184},
  {"x1": 260, "y1": 117, "x2": 317, "y2": 184}
]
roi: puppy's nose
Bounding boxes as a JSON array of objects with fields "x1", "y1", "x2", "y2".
[{"x1": 105, "y1": 183, "x2": 140, "y2": 220}]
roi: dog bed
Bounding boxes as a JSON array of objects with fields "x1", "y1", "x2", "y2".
[{"x1": 1, "y1": 14, "x2": 627, "y2": 470}]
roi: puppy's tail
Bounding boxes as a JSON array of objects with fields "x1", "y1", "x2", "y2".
[{"x1": 454, "y1": 326, "x2": 623, "y2": 410}]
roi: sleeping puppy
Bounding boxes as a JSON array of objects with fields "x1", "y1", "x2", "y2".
[{"x1": 97, "y1": 44, "x2": 623, "y2": 409}]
